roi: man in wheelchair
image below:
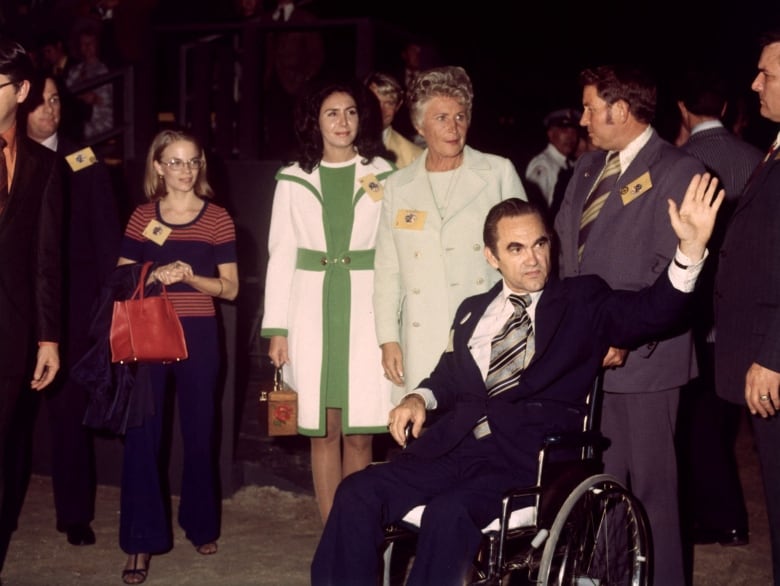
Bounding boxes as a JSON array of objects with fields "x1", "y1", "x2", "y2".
[{"x1": 311, "y1": 174, "x2": 723, "y2": 586}]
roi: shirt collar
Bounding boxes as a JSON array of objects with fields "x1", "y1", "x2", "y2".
[
  {"x1": 690, "y1": 119, "x2": 723, "y2": 135},
  {"x1": 500, "y1": 281, "x2": 542, "y2": 312},
  {"x1": 615, "y1": 125, "x2": 653, "y2": 172},
  {"x1": 544, "y1": 142, "x2": 569, "y2": 166},
  {"x1": 41, "y1": 132, "x2": 58, "y2": 152}
]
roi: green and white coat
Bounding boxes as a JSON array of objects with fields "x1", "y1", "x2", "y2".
[{"x1": 261, "y1": 154, "x2": 396, "y2": 435}]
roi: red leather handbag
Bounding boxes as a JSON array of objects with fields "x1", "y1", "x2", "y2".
[{"x1": 109, "y1": 261, "x2": 189, "y2": 364}]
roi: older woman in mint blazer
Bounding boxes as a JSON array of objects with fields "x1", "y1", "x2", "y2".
[{"x1": 373, "y1": 66, "x2": 525, "y2": 402}]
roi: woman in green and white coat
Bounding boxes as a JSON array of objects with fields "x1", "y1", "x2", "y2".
[{"x1": 262, "y1": 80, "x2": 396, "y2": 523}]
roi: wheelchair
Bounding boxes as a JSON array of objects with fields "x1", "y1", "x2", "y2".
[{"x1": 382, "y1": 374, "x2": 652, "y2": 585}]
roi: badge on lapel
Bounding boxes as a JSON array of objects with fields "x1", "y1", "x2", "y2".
[
  {"x1": 394, "y1": 209, "x2": 427, "y2": 230},
  {"x1": 359, "y1": 174, "x2": 383, "y2": 201},
  {"x1": 620, "y1": 171, "x2": 653, "y2": 205},
  {"x1": 65, "y1": 146, "x2": 98, "y2": 172}
]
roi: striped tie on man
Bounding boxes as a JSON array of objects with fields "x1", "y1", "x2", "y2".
[
  {"x1": 485, "y1": 293, "x2": 533, "y2": 396},
  {"x1": 578, "y1": 151, "x2": 620, "y2": 261},
  {"x1": 472, "y1": 293, "x2": 534, "y2": 439}
]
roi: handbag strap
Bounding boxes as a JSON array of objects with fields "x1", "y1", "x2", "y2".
[
  {"x1": 273, "y1": 367, "x2": 283, "y2": 392},
  {"x1": 131, "y1": 261, "x2": 172, "y2": 302}
]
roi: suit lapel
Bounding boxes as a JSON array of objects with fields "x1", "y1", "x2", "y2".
[
  {"x1": 453, "y1": 282, "x2": 502, "y2": 384},
  {"x1": 0, "y1": 137, "x2": 30, "y2": 231},
  {"x1": 731, "y1": 154, "x2": 780, "y2": 218},
  {"x1": 527, "y1": 279, "x2": 566, "y2": 367},
  {"x1": 443, "y1": 147, "x2": 486, "y2": 223},
  {"x1": 396, "y1": 160, "x2": 443, "y2": 229}
]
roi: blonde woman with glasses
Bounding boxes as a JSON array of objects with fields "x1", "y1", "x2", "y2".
[{"x1": 115, "y1": 129, "x2": 238, "y2": 584}]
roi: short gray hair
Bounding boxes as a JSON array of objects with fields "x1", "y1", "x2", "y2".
[{"x1": 407, "y1": 66, "x2": 473, "y2": 129}]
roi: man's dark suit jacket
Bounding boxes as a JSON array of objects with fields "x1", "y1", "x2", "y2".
[
  {"x1": 0, "y1": 134, "x2": 62, "y2": 379},
  {"x1": 714, "y1": 146, "x2": 780, "y2": 403},
  {"x1": 407, "y1": 271, "x2": 691, "y2": 485},
  {"x1": 57, "y1": 136, "x2": 121, "y2": 366}
]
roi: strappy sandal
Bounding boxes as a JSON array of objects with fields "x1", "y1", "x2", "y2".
[
  {"x1": 195, "y1": 541, "x2": 218, "y2": 555},
  {"x1": 122, "y1": 553, "x2": 150, "y2": 584}
]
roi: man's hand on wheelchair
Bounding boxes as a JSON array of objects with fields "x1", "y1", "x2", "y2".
[{"x1": 388, "y1": 393, "x2": 427, "y2": 447}]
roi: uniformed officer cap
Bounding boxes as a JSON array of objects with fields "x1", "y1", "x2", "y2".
[{"x1": 544, "y1": 108, "x2": 581, "y2": 128}]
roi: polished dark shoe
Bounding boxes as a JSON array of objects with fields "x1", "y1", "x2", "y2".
[
  {"x1": 57, "y1": 523, "x2": 96, "y2": 546},
  {"x1": 693, "y1": 527, "x2": 749, "y2": 547}
]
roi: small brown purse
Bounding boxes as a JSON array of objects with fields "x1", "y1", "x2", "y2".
[
  {"x1": 258, "y1": 367, "x2": 298, "y2": 436},
  {"x1": 109, "y1": 261, "x2": 189, "y2": 364}
]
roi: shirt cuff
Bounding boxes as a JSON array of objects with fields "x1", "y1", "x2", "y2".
[
  {"x1": 667, "y1": 247, "x2": 708, "y2": 292},
  {"x1": 404, "y1": 389, "x2": 437, "y2": 410}
]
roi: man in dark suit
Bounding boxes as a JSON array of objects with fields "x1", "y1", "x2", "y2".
[
  {"x1": 0, "y1": 38, "x2": 63, "y2": 571},
  {"x1": 20, "y1": 71, "x2": 121, "y2": 547},
  {"x1": 554, "y1": 64, "x2": 705, "y2": 585},
  {"x1": 311, "y1": 173, "x2": 723, "y2": 585},
  {"x1": 674, "y1": 68, "x2": 763, "y2": 554},
  {"x1": 715, "y1": 27, "x2": 780, "y2": 585}
]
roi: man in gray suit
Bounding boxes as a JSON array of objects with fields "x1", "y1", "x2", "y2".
[
  {"x1": 715, "y1": 28, "x2": 780, "y2": 585},
  {"x1": 675, "y1": 67, "x2": 763, "y2": 554},
  {"x1": 554, "y1": 64, "x2": 704, "y2": 585}
]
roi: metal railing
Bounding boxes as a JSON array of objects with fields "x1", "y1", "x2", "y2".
[
  {"x1": 65, "y1": 65, "x2": 135, "y2": 162},
  {"x1": 155, "y1": 17, "x2": 411, "y2": 160}
]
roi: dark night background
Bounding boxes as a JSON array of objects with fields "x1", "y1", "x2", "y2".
[
  {"x1": 4, "y1": 0, "x2": 780, "y2": 163},
  {"x1": 149, "y1": 0, "x2": 780, "y2": 160}
]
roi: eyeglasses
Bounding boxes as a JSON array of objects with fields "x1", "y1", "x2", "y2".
[
  {"x1": 159, "y1": 158, "x2": 204, "y2": 171},
  {"x1": 0, "y1": 80, "x2": 17, "y2": 92}
]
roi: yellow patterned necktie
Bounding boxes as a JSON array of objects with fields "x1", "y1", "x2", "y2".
[{"x1": 578, "y1": 152, "x2": 620, "y2": 261}]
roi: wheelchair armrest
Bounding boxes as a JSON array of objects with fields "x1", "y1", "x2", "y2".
[{"x1": 542, "y1": 430, "x2": 611, "y2": 452}]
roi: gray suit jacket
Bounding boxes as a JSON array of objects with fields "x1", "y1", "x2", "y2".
[
  {"x1": 682, "y1": 126, "x2": 763, "y2": 200},
  {"x1": 554, "y1": 130, "x2": 704, "y2": 393}
]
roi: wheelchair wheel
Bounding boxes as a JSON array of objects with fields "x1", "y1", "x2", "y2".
[{"x1": 537, "y1": 474, "x2": 650, "y2": 586}]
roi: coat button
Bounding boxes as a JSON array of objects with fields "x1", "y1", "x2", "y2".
[
  {"x1": 412, "y1": 322, "x2": 420, "y2": 327},
  {"x1": 320, "y1": 257, "x2": 328, "y2": 265},
  {"x1": 476, "y1": 278, "x2": 484, "y2": 285},
  {"x1": 472, "y1": 243, "x2": 481, "y2": 251},
  {"x1": 412, "y1": 288, "x2": 420, "y2": 294},
  {"x1": 342, "y1": 256, "x2": 351, "y2": 264},
  {"x1": 414, "y1": 251, "x2": 421, "y2": 258}
]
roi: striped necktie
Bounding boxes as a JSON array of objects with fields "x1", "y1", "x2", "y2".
[
  {"x1": 578, "y1": 151, "x2": 620, "y2": 261},
  {"x1": 485, "y1": 293, "x2": 533, "y2": 397}
]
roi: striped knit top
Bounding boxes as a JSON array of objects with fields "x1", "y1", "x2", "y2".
[{"x1": 120, "y1": 200, "x2": 237, "y2": 317}]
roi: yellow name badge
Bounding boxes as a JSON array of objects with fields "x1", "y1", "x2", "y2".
[
  {"x1": 394, "y1": 209, "x2": 427, "y2": 230},
  {"x1": 142, "y1": 219, "x2": 172, "y2": 246},
  {"x1": 620, "y1": 171, "x2": 653, "y2": 205},
  {"x1": 65, "y1": 146, "x2": 98, "y2": 172},
  {"x1": 359, "y1": 174, "x2": 384, "y2": 201}
]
